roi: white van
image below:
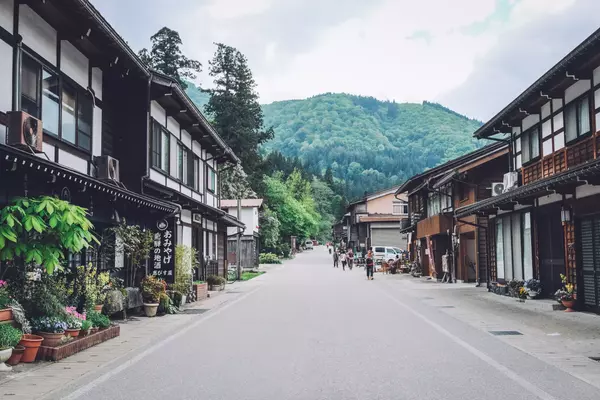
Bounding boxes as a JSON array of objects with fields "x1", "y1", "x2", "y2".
[
  {"x1": 373, "y1": 246, "x2": 398, "y2": 264},
  {"x1": 304, "y1": 240, "x2": 314, "y2": 250}
]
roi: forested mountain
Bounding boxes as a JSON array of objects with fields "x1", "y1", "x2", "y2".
[{"x1": 186, "y1": 86, "x2": 483, "y2": 199}]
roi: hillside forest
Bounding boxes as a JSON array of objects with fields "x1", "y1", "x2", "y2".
[{"x1": 140, "y1": 27, "x2": 482, "y2": 253}]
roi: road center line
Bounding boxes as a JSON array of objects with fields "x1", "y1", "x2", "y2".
[
  {"x1": 57, "y1": 287, "x2": 262, "y2": 400},
  {"x1": 379, "y1": 288, "x2": 557, "y2": 400}
]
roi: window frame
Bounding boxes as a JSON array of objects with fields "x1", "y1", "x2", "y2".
[
  {"x1": 494, "y1": 210, "x2": 534, "y2": 282},
  {"x1": 207, "y1": 166, "x2": 217, "y2": 193},
  {"x1": 564, "y1": 92, "x2": 592, "y2": 145},
  {"x1": 539, "y1": 99, "x2": 565, "y2": 158},
  {"x1": 519, "y1": 125, "x2": 540, "y2": 166},
  {"x1": 20, "y1": 52, "x2": 93, "y2": 152},
  {"x1": 392, "y1": 202, "x2": 408, "y2": 216},
  {"x1": 150, "y1": 119, "x2": 170, "y2": 174}
]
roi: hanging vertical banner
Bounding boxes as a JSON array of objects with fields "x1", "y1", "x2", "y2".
[
  {"x1": 151, "y1": 218, "x2": 175, "y2": 283},
  {"x1": 426, "y1": 236, "x2": 436, "y2": 279}
]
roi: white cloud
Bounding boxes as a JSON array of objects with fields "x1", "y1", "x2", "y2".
[{"x1": 205, "y1": 0, "x2": 274, "y2": 20}]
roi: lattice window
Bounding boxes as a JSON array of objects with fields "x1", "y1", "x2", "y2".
[
  {"x1": 566, "y1": 137, "x2": 594, "y2": 168},
  {"x1": 489, "y1": 221, "x2": 497, "y2": 281},
  {"x1": 522, "y1": 161, "x2": 542, "y2": 185},
  {"x1": 554, "y1": 151, "x2": 567, "y2": 174},
  {"x1": 542, "y1": 157, "x2": 554, "y2": 178}
]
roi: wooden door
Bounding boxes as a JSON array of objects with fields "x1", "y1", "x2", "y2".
[
  {"x1": 537, "y1": 209, "x2": 565, "y2": 297},
  {"x1": 578, "y1": 217, "x2": 600, "y2": 311}
]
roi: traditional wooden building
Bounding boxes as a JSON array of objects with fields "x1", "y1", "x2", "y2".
[
  {"x1": 345, "y1": 186, "x2": 408, "y2": 251},
  {"x1": 456, "y1": 27, "x2": 600, "y2": 311},
  {"x1": 0, "y1": 1, "x2": 243, "y2": 284},
  {"x1": 221, "y1": 199, "x2": 263, "y2": 270},
  {"x1": 398, "y1": 143, "x2": 508, "y2": 283}
]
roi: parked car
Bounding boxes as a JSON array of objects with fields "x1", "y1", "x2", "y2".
[
  {"x1": 373, "y1": 246, "x2": 399, "y2": 264},
  {"x1": 304, "y1": 240, "x2": 314, "y2": 250}
]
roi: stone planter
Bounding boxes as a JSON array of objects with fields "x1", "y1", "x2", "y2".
[
  {"x1": 38, "y1": 331, "x2": 66, "y2": 347},
  {"x1": 194, "y1": 283, "x2": 208, "y2": 300},
  {"x1": 0, "y1": 348, "x2": 13, "y2": 371},
  {"x1": 143, "y1": 303, "x2": 159, "y2": 317},
  {"x1": 0, "y1": 308, "x2": 13, "y2": 322},
  {"x1": 208, "y1": 284, "x2": 225, "y2": 291},
  {"x1": 18, "y1": 334, "x2": 43, "y2": 363},
  {"x1": 6, "y1": 345, "x2": 25, "y2": 366}
]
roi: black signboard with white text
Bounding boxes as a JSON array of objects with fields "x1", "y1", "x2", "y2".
[{"x1": 151, "y1": 218, "x2": 175, "y2": 283}]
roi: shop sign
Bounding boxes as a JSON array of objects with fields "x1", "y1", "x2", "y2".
[{"x1": 151, "y1": 219, "x2": 175, "y2": 283}]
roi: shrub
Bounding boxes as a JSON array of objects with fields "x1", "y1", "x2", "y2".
[
  {"x1": 206, "y1": 275, "x2": 226, "y2": 286},
  {"x1": 66, "y1": 315, "x2": 83, "y2": 330},
  {"x1": 0, "y1": 280, "x2": 10, "y2": 309},
  {"x1": 87, "y1": 311, "x2": 110, "y2": 328},
  {"x1": 0, "y1": 324, "x2": 22, "y2": 350},
  {"x1": 141, "y1": 276, "x2": 166, "y2": 303},
  {"x1": 173, "y1": 245, "x2": 196, "y2": 295},
  {"x1": 81, "y1": 319, "x2": 92, "y2": 331},
  {"x1": 259, "y1": 253, "x2": 281, "y2": 264}
]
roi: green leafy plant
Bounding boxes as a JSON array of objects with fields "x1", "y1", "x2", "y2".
[
  {"x1": 0, "y1": 280, "x2": 9, "y2": 309},
  {"x1": 0, "y1": 324, "x2": 22, "y2": 350},
  {"x1": 173, "y1": 245, "x2": 195, "y2": 295},
  {"x1": 259, "y1": 253, "x2": 281, "y2": 264},
  {"x1": 160, "y1": 292, "x2": 179, "y2": 314},
  {"x1": 105, "y1": 220, "x2": 153, "y2": 287},
  {"x1": 81, "y1": 319, "x2": 92, "y2": 331},
  {"x1": 87, "y1": 311, "x2": 110, "y2": 328},
  {"x1": 140, "y1": 276, "x2": 166, "y2": 303},
  {"x1": 0, "y1": 196, "x2": 99, "y2": 274},
  {"x1": 241, "y1": 271, "x2": 265, "y2": 281}
]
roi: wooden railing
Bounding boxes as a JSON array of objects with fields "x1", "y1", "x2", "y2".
[{"x1": 522, "y1": 135, "x2": 596, "y2": 185}]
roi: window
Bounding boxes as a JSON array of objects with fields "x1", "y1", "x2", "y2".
[
  {"x1": 208, "y1": 167, "x2": 216, "y2": 193},
  {"x1": 565, "y1": 96, "x2": 591, "y2": 143},
  {"x1": 186, "y1": 151, "x2": 195, "y2": 187},
  {"x1": 151, "y1": 120, "x2": 170, "y2": 173},
  {"x1": 193, "y1": 157, "x2": 200, "y2": 191},
  {"x1": 177, "y1": 143, "x2": 184, "y2": 181},
  {"x1": 21, "y1": 54, "x2": 91, "y2": 150},
  {"x1": 495, "y1": 212, "x2": 533, "y2": 281},
  {"x1": 520, "y1": 126, "x2": 540, "y2": 164},
  {"x1": 458, "y1": 183, "x2": 469, "y2": 201},
  {"x1": 393, "y1": 202, "x2": 408, "y2": 215}
]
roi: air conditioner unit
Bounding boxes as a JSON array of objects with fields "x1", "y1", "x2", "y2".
[
  {"x1": 491, "y1": 182, "x2": 504, "y2": 197},
  {"x1": 7, "y1": 111, "x2": 43, "y2": 152},
  {"x1": 502, "y1": 171, "x2": 519, "y2": 192},
  {"x1": 95, "y1": 155, "x2": 120, "y2": 182}
]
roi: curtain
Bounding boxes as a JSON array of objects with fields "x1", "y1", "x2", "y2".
[
  {"x1": 503, "y1": 216, "x2": 513, "y2": 280},
  {"x1": 523, "y1": 212, "x2": 533, "y2": 280},
  {"x1": 496, "y1": 219, "x2": 504, "y2": 279},
  {"x1": 511, "y1": 213, "x2": 523, "y2": 280}
]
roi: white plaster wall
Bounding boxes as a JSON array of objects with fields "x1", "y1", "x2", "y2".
[
  {"x1": 181, "y1": 130, "x2": 192, "y2": 148},
  {"x1": 541, "y1": 101, "x2": 551, "y2": 119},
  {"x1": 61, "y1": 41, "x2": 89, "y2": 89},
  {"x1": 552, "y1": 98, "x2": 563, "y2": 112},
  {"x1": 207, "y1": 192, "x2": 215, "y2": 207},
  {"x1": 149, "y1": 168, "x2": 166, "y2": 185},
  {"x1": 537, "y1": 193, "x2": 562, "y2": 207},
  {"x1": 0, "y1": 0, "x2": 13, "y2": 33},
  {"x1": 181, "y1": 225, "x2": 192, "y2": 247},
  {"x1": 166, "y1": 176, "x2": 179, "y2": 190},
  {"x1": 594, "y1": 66, "x2": 600, "y2": 87},
  {"x1": 166, "y1": 116, "x2": 180, "y2": 138},
  {"x1": 180, "y1": 209, "x2": 192, "y2": 224},
  {"x1": 192, "y1": 141, "x2": 201, "y2": 157},
  {"x1": 565, "y1": 80, "x2": 591, "y2": 105},
  {"x1": 522, "y1": 114, "x2": 540, "y2": 132},
  {"x1": 58, "y1": 149, "x2": 88, "y2": 174},
  {"x1": 192, "y1": 192, "x2": 202, "y2": 202},
  {"x1": 42, "y1": 141, "x2": 55, "y2": 160},
  {"x1": 576, "y1": 184, "x2": 600, "y2": 199},
  {"x1": 91, "y1": 67, "x2": 103, "y2": 101},
  {"x1": 19, "y1": 5, "x2": 57, "y2": 66},
  {"x1": 92, "y1": 106, "x2": 102, "y2": 157},
  {"x1": 151, "y1": 101, "x2": 166, "y2": 124},
  {"x1": 181, "y1": 187, "x2": 192, "y2": 197},
  {"x1": 0, "y1": 41, "x2": 12, "y2": 115}
]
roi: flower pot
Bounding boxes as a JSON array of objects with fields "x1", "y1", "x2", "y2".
[
  {"x1": 38, "y1": 331, "x2": 65, "y2": 347},
  {"x1": 527, "y1": 290, "x2": 539, "y2": 299},
  {"x1": 562, "y1": 299, "x2": 576, "y2": 312},
  {"x1": 65, "y1": 328, "x2": 81, "y2": 338},
  {"x1": 80, "y1": 329, "x2": 90, "y2": 337},
  {"x1": 143, "y1": 303, "x2": 159, "y2": 317},
  {"x1": 90, "y1": 327, "x2": 99, "y2": 334},
  {"x1": 6, "y1": 345, "x2": 25, "y2": 366},
  {"x1": 94, "y1": 304, "x2": 104, "y2": 312},
  {"x1": 18, "y1": 334, "x2": 43, "y2": 363},
  {"x1": 0, "y1": 308, "x2": 13, "y2": 322},
  {"x1": 0, "y1": 348, "x2": 13, "y2": 371}
]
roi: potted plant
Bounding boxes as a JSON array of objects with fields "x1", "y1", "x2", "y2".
[
  {"x1": 0, "y1": 280, "x2": 12, "y2": 322},
  {"x1": 6, "y1": 345, "x2": 25, "y2": 366},
  {"x1": 80, "y1": 319, "x2": 92, "y2": 337},
  {"x1": 524, "y1": 279, "x2": 542, "y2": 299},
  {"x1": 507, "y1": 279, "x2": 524, "y2": 298},
  {"x1": 141, "y1": 276, "x2": 164, "y2": 317},
  {"x1": 206, "y1": 275, "x2": 226, "y2": 291},
  {"x1": 18, "y1": 334, "x2": 43, "y2": 363},
  {"x1": 0, "y1": 324, "x2": 22, "y2": 371},
  {"x1": 517, "y1": 287, "x2": 527, "y2": 302},
  {"x1": 65, "y1": 315, "x2": 83, "y2": 337},
  {"x1": 87, "y1": 311, "x2": 111, "y2": 330},
  {"x1": 555, "y1": 274, "x2": 576, "y2": 312},
  {"x1": 31, "y1": 316, "x2": 67, "y2": 347}
]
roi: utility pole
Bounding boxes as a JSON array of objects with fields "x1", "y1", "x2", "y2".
[{"x1": 237, "y1": 197, "x2": 242, "y2": 281}]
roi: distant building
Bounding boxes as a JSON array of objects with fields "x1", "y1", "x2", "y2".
[{"x1": 221, "y1": 199, "x2": 263, "y2": 269}]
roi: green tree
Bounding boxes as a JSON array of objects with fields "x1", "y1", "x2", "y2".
[
  {"x1": 259, "y1": 206, "x2": 280, "y2": 250},
  {"x1": 139, "y1": 27, "x2": 202, "y2": 88},
  {"x1": 205, "y1": 43, "x2": 274, "y2": 193},
  {"x1": 324, "y1": 167, "x2": 334, "y2": 186}
]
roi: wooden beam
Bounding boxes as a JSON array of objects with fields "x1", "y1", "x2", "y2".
[{"x1": 497, "y1": 202, "x2": 515, "y2": 211}]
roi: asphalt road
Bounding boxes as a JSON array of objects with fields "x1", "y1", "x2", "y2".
[{"x1": 55, "y1": 248, "x2": 600, "y2": 400}]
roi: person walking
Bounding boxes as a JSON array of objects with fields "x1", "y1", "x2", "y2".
[
  {"x1": 333, "y1": 249, "x2": 339, "y2": 268},
  {"x1": 340, "y1": 251, "x2": 347, "y2": 271},
  {"x1": 347, "y1": 248, "x2": 354, "y2": 270},
  {"x1": 366, "y1": 247, "x2": 374, "y2": 280}
]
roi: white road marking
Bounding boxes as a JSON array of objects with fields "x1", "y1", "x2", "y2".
[
  {"x1": 57, "y1": 287, "x2": 262, "y2": 400},
  {"x1": 379, "y1": 289, "x2": 558, "y2": 400}
]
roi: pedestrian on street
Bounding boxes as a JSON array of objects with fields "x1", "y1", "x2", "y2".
[
  {"x1": 333, "y1": 249, "x2": 339, "y2": 268},
  {"x1": 340, "y1": 251, "x2": 347, "y2": 271},
  {"x1": 347, "y1": 248, "x2": 354, "y2": 270},
  {"x1": 366, "y1": 248, "x2": 374, "y2": 280}
]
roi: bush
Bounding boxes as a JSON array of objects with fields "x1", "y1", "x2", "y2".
[
  {"x1": 0, "y1": 324, "x2": 22, "y2": 350},
  {"x1": 31, "y1": 316, "x2": 68, "y2": 333},
  {"x1": 81, "y1": 320, "x2": 92, "y2": 331},
  {"x1": 259, "y1": 253, "x2": 281, "y2": 264},
  {"x1": 279, "y1": 244, "x2": 291, "y2": 258},
  {"x1": 141, "y1": 276, "x2": 166, "y2": 303},
  {"x1": 87, "y1": 311, "x2": 110, "y2": 328},
  {"x1": 206, "y1": 275, "x2": 226, "y2": 286}
]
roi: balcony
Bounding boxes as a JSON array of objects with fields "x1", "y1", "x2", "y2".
[{"x1": 416, "y1": 213, "x2": 452, "y2": 239}]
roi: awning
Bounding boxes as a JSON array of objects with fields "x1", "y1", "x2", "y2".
[
  {"x1": 455, "y1": 158, "x2": 600, "y2": 218},
  {"x1": 399, "y1": 224, "x2": 416, "y2": 234},
  {"x1": 0, "y1": 145, "x2": 178, "y2": 213}
]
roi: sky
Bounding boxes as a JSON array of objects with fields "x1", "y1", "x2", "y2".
[{"x1": 91, "y1": 0, "x2": 600, "y2": 120}]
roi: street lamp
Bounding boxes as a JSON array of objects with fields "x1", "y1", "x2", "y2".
[{"x1": 561, "y1": 205, "x2": 572, "y2": 225}]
